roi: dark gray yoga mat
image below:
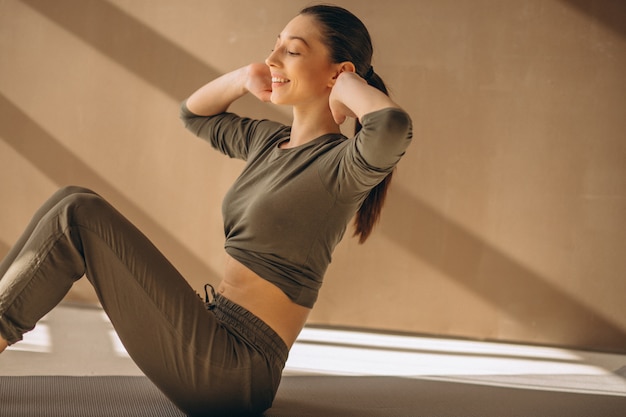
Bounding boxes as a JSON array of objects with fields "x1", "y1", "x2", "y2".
[{"x1": 1, "y1": 375, "x2": 625, "y2": 416}]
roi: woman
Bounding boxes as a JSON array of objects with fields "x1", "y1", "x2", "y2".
[{"x1": 0, "y1": 4, "x2": 412, "y2": 416}]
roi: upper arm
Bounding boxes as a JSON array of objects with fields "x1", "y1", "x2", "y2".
[
  {"x1": 180, "y1": 100, "x2": 286, "y2": 160},
  {"x1": 322, "y1": 107, "x2": 413, "y2": 202},
  {"x1": 355, "y1": 107, "x2": 413, "y2": 170}
]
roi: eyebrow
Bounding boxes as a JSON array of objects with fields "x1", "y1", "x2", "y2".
[{"x1": 277, "y1": 34, "x2": 310, "y2": 47}]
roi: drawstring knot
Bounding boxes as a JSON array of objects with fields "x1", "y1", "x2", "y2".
[{"x1": 201, "y1": 283, "x2": 217, "y2": 310}]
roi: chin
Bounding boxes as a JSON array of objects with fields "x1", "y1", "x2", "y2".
[{"x1": 270, "y1": 94, "x2": 290, "y2": 106}]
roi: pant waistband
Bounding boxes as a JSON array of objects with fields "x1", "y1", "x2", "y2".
[{"x1": 212, "y1": 294, "x2": 289, "y2": 366}]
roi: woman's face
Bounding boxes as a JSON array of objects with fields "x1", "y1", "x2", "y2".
[{"x1": 265, "y1": 14, "x2": 338, "y2": 107}]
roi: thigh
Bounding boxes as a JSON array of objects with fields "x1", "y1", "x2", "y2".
[{"x1": 68, "y1": 193, "x2": 258, "y2": 412}]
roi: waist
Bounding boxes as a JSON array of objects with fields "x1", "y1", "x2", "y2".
[
  {"x1": 218, "y1": 254, "x2": 311, "y2": 348},
  {"x1": 213, "y1": 294, "x2": 289, "y2": 366}
]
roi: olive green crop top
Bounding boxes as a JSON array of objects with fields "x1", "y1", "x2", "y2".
[{"x1": 180, "y1": 102, "x2": 412, "y2": 307}]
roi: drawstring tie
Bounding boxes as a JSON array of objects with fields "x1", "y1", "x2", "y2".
[{"x1": 201, "y1": 283, "x2": 217, "y2": 310}]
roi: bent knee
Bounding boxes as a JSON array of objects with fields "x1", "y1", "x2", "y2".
[
  {"x1": 59, "y1": 191, "x2": 114, "y2": 226},
  {"x1": 53, "y1": 185, "x2": 98, "y2": 201}
]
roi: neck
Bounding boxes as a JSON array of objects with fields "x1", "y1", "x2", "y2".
[{"x1": 284, "y1": 103, "x2": 341, "y2": 149}]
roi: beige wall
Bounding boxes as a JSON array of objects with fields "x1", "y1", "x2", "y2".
[{"x1": 1, "y1": 0, "x2": 625, "y2": 352}]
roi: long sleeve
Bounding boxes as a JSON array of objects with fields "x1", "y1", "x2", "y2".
[
  {"x1": 321, "y1": 107, "x2": 413, "y2": 202},
  {"x1": 355, "y1": 107, "x2": 413, "y2": 170},
  {"x1": 179, "y1": 101, "x2": 288, "y2": 160}
]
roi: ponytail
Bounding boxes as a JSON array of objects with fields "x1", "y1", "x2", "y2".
[{"x1": 353, "y1": 70, "x2": 394, "y2": 244}]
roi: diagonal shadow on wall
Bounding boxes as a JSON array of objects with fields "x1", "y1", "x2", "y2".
[
  {"x1": 21, "y1": 0, "x2": 288, "y2": 121},
  {"x1": 15, "y1": 0, "x2": 626, "y2": 351},
  {"x1": 19, "y1": 0, "x2": 209, "y2": 102},
  {"x1": 560, "y1": 0, "x2": 626, "y2": 39},
  {"x1": 0, "y1": 93, "x2": 220, "y2": 287},
  {"x1": 381, "y1": 185, "x2": 626, "y2": 351},
  {"x1": 20, "y1": 0, "x2": 213, "y2": 103}
]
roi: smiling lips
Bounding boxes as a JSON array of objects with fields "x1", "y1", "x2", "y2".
[{"x1": 272, "y1": 76, "x2": 290, "y2": 85}]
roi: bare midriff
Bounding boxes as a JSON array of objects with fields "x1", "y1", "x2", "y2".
[{"x1": 217, "y1": 254, "x2": 311, "y2": 348}]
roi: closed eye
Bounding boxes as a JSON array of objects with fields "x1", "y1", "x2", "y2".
[
  {"x1": 270, "y1": 48, "x2": 300, "y2": 57},
  {"x1": 273, "y1": 33, "x2": 307, "y2": 57}
]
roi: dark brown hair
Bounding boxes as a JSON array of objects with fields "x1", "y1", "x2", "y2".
[{"x1": 300, "y1": 4, "x2": 393, "y2": 243}]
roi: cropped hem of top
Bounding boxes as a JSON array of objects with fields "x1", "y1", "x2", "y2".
[{"x1": 180, "y1": 102, "x2": 413, "y2": 308}]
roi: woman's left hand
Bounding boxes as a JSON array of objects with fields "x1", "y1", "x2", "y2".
[
  {"x1": 329, "y1": 72, "x2": 365, "y2": 125},
  {"x1": 329, "y1": 71, "x2": 398, "y2": 125}
]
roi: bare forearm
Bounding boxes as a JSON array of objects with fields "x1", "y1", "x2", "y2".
[
  {"x1": 331, "y1": 72, "x2": 400, "y2": 122},
  {"x1": 185, "y1": 66, "x2": 249, "y2": 116}
]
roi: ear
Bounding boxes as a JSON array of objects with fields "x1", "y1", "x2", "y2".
[{"x1": 329, "y1": 61, "x2": 356, "y2": 86}]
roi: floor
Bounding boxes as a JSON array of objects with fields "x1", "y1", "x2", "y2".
[{"x1": 1, "y1": 303, "x2": 625, "y2": 398}]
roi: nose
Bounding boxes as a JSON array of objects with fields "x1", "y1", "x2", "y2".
[{"x1": 265, "y1": 48, "x2": 279, "y2": 68}]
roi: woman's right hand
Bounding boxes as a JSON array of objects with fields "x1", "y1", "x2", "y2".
[
  {"x1": 245, "y1": 63, "x2": 272, "y2": 102},
  {"x1": 186, "y1": 63, "x2": 272, "y2": 116}
]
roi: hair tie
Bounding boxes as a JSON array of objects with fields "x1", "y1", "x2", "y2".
[{"x1": 364, "y1": 66, "x2": 374, "y2": 80}]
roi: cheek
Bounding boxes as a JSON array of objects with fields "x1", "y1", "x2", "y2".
[
  {"x1": 294, "y1": 57, "x2": 332, "y2": 82},
  {"x1": 300, "y1": 66, "x2": 333, "y2": 92}
]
